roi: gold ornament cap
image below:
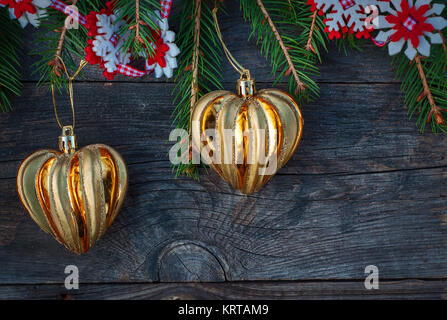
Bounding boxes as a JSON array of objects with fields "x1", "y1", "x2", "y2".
[
  {"x1": 59, "y1": 125, "x2": 77, "y2": 154},
  {"x1": 237, "y1": 72, "x2": 256, "y2": 98}
]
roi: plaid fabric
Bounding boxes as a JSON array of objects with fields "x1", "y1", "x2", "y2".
[
  {"x1": 48, "y1": 0, "x2": 174, "y2": 78},
  {"x1": 403, "y1": 16, "x2": 417, "y2": 32},
  {"x1": 110, "y1": 33, "x2": 120, "y2": 47},
  {"x1": 117, "y1": 64, "x2": 147, "y2": 77},
  {"x1": 338, "y1": 0, "x2": 356, "y2": 10},
  {"x1": 160, "y1": 0, "x2": 172, "y2": 18},
  {"x1": 50, "y1": 0, "x2": 87, "y2": 26}
]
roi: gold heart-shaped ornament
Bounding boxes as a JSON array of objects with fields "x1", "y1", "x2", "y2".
[
  {"x1": 191, "y1": 76, "x2": 303, "y2": 194},
  {"x1": 17, "y1": 126, "x2": 128, "y2": 254}
]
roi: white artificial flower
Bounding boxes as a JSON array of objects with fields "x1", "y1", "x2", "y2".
[
  {"x1": 92, "y1": 13, "x2": 131, "y2": 73},
  {"x1": 144, "y1": 10, "x2": 180, "y2": 79},
  {"x1": 374, "y1": 0, "x2": 447, "y2": 60},
  {"x1": 308, "y1": 0, "x2": 378, "y2": 38},
  {"x1": 0, "y1": 0, "x2": 50, "y2": 28}
]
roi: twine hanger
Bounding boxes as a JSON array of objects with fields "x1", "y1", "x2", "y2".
[
  {"x1": 51, "y1": 56, "x2": 88, "y2": 130},
  {"x1": 212, "y1": 4, "x2": 251, "y2": 80}
]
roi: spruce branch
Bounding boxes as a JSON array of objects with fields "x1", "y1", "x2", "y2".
[
  {"x1": 134, "y1": 0, "x2": 144, "y2": 44},
  {"x1": 190, "y1": 0, "x2": 201, "y2": 116},
  {"x1": 305, "y1": 10, "x2": 318, "y2": 53},
  {"x1": 171, "y1": 0, "x2": 224, "y2": 178},
  {"x1": 0, "y1": 7, "x2": 23, "y2": 112},
  {"x1": 414, "y1": 54, "x2": 445, "y2": 125},
  {"x1": 240, "y1": 0, "x2": 324, "y2": 102},
  {"x1": 392, "y1": 8, "x2": 447, "y2": 133},
  {"x1": 441, "y1": 32, "x2": 446, "y2": 54},
  {"x1": 392, "y1": 43, "x2": 447, "y2": 133},
  {"x1": 48, "y1": 0, "x2": 79, "y2": 78},
  {"x1": 33, "y1": 0, "x2": 103, "y2": 89},
  {"x1": 256, "y1": 0, "x2": 305, "y2": 93},
  {"x1": 114, "y1": 0, "x2": 159, "y2": 57}
]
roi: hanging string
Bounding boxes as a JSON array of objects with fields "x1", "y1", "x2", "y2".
[
  {"x1": 51, "y1": 56, "x2": 88, "y2": 130},
  {"x1": 212, "y1": 4, "x2": 251, "y2": 79}
]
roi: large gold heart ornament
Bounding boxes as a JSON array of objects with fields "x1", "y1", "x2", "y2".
[
  {"x1": 191, "y1": 75, "x2": 303, "y2": 194},
  {"x1": 17, "y1": 126, "x2": 128, "y2": 254}
]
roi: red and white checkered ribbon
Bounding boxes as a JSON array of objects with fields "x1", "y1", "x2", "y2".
[
  {"x1": 403, "y1": 16, "x2": 417, "y2": 32},
  {"x1": 50, "y1": 0, "x2": 87, "y2": 26},
  {"x1": 49, "y1": 0, "x2": 173, "y2": 78},
  {"x1": 160, "y1": 0, "x2": 172, "y2": 18},
  {"x1": 338, "y1": 0, "x2": 356, "y2": 10}
]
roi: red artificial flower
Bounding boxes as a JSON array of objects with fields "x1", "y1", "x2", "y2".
[
  {"x1": 0, "y1": 0, "x2": 37, "y2": 18},
  {"x1": 386, "y1": 0, "x2": 434, "y2": 48},
  {"x1": 84, "y1": 40, "x2": 101, "y2": 65},
  {"x1": 83, "y1": 1, "x2": 125, "y2": 79},
  {"x1": 146, "y1": 31, "x2": 170, "y2": 68}
]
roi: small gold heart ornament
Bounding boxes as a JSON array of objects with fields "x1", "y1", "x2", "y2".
[
  {"x1": 188, "y1": 7, "x2": 304, "y2": 194},
  {"x1": 192, "y1": 74, "x2": 303, "y2": 194},
  {"x1": 17, "y1": 126, "x2": 128, "y2": 254}
]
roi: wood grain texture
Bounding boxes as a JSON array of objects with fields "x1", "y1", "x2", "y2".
[
  {"x1": 0, "y1": 82, "x2": 446, "y2": 285},
  {"x1": 0, "y1": 0, "x2": 445, "y2": 299},
  {"x1": 1, "y1": 280, "x2": 446, "y2": 300},
  {"x1": 20, "y1": 3, "x2": 396, "y2": 84}
]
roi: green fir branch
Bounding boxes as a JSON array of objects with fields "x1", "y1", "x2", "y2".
[
  {"x1": 393, "y1": 45, "x2": 447, "y2": 133},
  {"x1": 32, "y1": 0, "x2": 103, "y2": 90},
  {"x1": 171, "y1": 0, "x2": 224, "y2": 179},
  {"x1": 392, "y1": 9, "x2": 447, "y2": 134},
  {"x1": 0, "y1": 7, "x2": 23, "y2": 112},
  {"x1": 240, "y1": 0, "x2": 325, "y2": 103},
  {"x1": 114, "y1": 0, "x2": 159, "y2": 57}
]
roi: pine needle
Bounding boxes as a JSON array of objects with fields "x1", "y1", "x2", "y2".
[
  {"x1": 240, "y1": 0, "x2": 326, "y2": 103},
  {"x1": 0, "y1": 7, "x2": 23, "y2": 112},
  {"x1": 170, "y1": 0, "x2": 224, "y2": 179}
]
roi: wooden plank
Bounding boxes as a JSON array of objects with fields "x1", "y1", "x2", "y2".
[
  {"x1": 1, "y1": 83, "x2": 446, "y2": 175},
  {"x1": 21, "y1": 1, "x2": 397, "y2": 84},
  {"x1": 0, "y1": 82, "x2": 446, "y2": 283},
  {"x1": 0, "y1": 280, "x2": 446, "y2": 299}
]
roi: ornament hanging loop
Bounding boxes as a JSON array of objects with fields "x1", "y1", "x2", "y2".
[
  {"x1": 212, "y1": 3, "x2": 255, "y2": 98},
  {"x1": 59, "y1": 125, "x2": 77, "y2": 153},
  {"x1": 51, "y1": 56, "x2": 88, "y2": 131},
  {"x1": 212, "y1": 4, "x2": 252, "y2": 80}
]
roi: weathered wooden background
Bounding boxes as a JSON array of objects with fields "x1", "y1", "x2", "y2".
[{"x1": 0, "y1": 1, "x2": 446, "y2": 299}]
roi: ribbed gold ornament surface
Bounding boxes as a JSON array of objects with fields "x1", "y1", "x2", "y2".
[
  {"x1": 191, "y1": 79, "x2": 303, "y2": 194},
  {"x1": 17, "y1": 141, "x2": 128, "y2": 254}
]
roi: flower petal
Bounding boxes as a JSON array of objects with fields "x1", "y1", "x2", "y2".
[
  {"x1": 18, "y1": 14, "x2": 28, "y2": 28},
  {"x1": 375, "y1": 30, "x2": 394, "y2": 42},
  {"x1": 391, "y1": 0, "x2": 402, "y2": 11},
  {"x1": 167, "y1": 43, "x2": 180, "y2": 57},
  {"x1": 158, "y1": 17, "x2": 169, "y2": 31},
  {"x1": 388, "y1": 37, "x2": 405, "y2": 55},
  {"x1": 166, "y1": 55, "x2": 177, "y2": 69},
  {"x1": 417, "y1": 35, "x2": 430, "y2": 56},
  {"x1": 425, "y1": 31, "x2": 442, "y2": 44},
  {"x1": 404, "y1": 40, "x2": 417, "y2": 60},
  {"x1": 425, "y1": 17, "x2": 447, "y2": 30},
  {"x1": 415, "y1": 0, "x2": 431, "y2": 8},
  {"x1": 164, "y1": 30, "x2": 175, "y2": 43},
  {"x1": 162, "y1": 66, "x2": 173, "y2": 78},
  {"x1": 154, "y1": 64, "x2": 163, "y2": 78},
  {"x1": 376, "y1": 15, "x2": 392, "y2": 29},
  {"x1": 424, "y1": 3, "x2": 445, "y2": 16}
]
